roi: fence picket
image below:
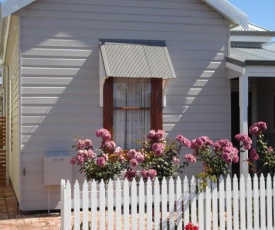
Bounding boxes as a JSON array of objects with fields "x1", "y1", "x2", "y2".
[
  {"x1": 99, "y1": 181, "x2": 105, "y2": 230},
  {"x1": 64, "y1": 180, "x2": 71, "y2": 230},
  {"x1": 60, "y1": 174, "x2": 275, "y2": 230},
  {"x1": 253, "y1": 175, "x2": 260, "y2": 230},
  {"x1": 197, "y1": 179, "x2": 204, "y2": 229},
  {"x1": 273, "y1": 176, "x2": 275, "y2": 230},
  {"x1": 139, "y1": 179, "x2": 145, "y2": 230},
  {"x1": 131, "y1": 179, "x2": 137, "y2": 230},
  {"x1": 60, "y1": 180, "x2": 66, "y2": 230},
  {"x1": 91, "y1": 180, "x2": 97, "y2": 230},
  {"x1": 74, "y1": 181, "x2": 80, "y2": 230},
  {"x1": 205, "y1": 179, "x2": 211, "y2": 230},
  {"x1": 176, "y1": 177, "x2": 182, "y2": 230},
  {"x1": 146, "y1": 179, "x2": 153, "y2": 230},
  {"x1": 260, "y1": 174, "x2": 266, "y2": 229},
  {"x1": 190, "y1": 176, "x2": 197, "y2": 224},
  {"x1": 107, "y1": 180, "x2": 114, "y2": 230},
  {"x1": 212, "y1": 179, "x2": 218, "y2": 230},
  {"x1": 266, "y1": 174, "x2": 272, "y2": 229},
  {"x1": 183, "y1": 176, "x2": 189, "y2": 227},
  {"x1": 115, "y1": 179, "x2": 121, "y2": 230},
  {"x1": 239, "y1": 175, "x2": 246, "y2": 230},
  {"x1": 161, "y1": 178, "x2": 168, "y2": 230},
  {"x1": 169, "y1": 177, "x2": 175, "y2": 229},
  {"x1": 123, "y1": 180, "x2": 129, "y2": 230},
  {"x1": 154, "y1": 179, "x2": 160, "y2": 230},
  {"x1": 246, "y1": 175, "x2": 252, "y2": 230},
  {"x1": 225, "y1": 175, "x2": 232, "y2": 230},
  {"x1": 82, "y1": 180, "x2": 89, "y2": 230},
  {"x1": 218, "y1": 176, "x2": 225, "y2": 230},
  {"x1": 233, "y1": 175, "x2": 239, "y2": 230}
]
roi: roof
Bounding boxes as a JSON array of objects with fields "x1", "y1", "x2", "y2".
[
  {"x1": 100, "y1": 40, "x2": 176, "y2": 79},
  {"x1": 1, "y1": 0, "x2": 248, "y2": 28},
  {"x1": 227, "y1": 47, "x2": 275, "y2": 66},
  {"x1": 230, "y1": 23, "x2": 275, "y2": 37},
  {"x1": 231, "y1": 23, "x2": 269, "y2": 32}
]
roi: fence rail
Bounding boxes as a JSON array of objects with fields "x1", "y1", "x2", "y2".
[{"x1": 61, "y1": 174, "x2": 275, "y2": 230}]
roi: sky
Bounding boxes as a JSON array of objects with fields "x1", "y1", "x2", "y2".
[{"x1": 228, "y1": 0, "x2": 275, "y2": 31}]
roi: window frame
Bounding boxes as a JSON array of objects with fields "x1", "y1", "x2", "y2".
[{"x1": 103, "y1": 77, "x2": 163, "y2": 139}]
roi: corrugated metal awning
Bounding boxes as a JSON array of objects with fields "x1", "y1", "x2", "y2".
[
  {"x1": 100, "y1": 39, "x2": 176, "y2": 79},
  {"x1": 227, "y1": 47, "x2": 275, "y2": 66}
]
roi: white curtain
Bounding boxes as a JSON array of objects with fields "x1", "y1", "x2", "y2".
[{"x1": 113, "y1": 78, "x2": 151, "y2": 149}]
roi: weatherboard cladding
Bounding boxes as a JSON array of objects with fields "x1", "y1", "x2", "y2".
[{"x1": 100, "y1": 40, "x2": 176, "y2": 79}]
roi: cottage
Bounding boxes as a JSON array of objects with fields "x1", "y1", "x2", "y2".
[{"x1": 0, "y1": 0, "x2": 253, "y2": 211}]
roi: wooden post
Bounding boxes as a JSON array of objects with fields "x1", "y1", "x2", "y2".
[{"x1": 239, "y1": 75, "x2": 249, "y2": 177}]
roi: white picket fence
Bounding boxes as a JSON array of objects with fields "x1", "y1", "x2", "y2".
[{"x1": 60, "y1": 174, "x2": 275, "y2": 230}]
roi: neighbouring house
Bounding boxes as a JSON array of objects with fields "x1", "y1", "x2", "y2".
[
  {"x1": 0, "y1": 0, "x2": 252, "y2": 211},
  {"x1": 228, "y1": 23, "x2": 275, "y2": 176}
]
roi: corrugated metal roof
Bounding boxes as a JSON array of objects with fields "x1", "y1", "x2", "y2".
[
  {"x1": 231, "y1": 23, "x2": 268, "y2": 32},
  {"x1": 230, "y1": 48, "x2": 275, "y2": 62},
  {"x1": 100, "y1": 40, "x2": 176, "y2": 79}
]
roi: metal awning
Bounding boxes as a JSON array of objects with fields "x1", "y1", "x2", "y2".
[
  {"x1": 99, "y1": 39, "x2": 176, "y2": 79},
  {"x1": 227, "y1": 47, "x2": 275, "y2": 67}
]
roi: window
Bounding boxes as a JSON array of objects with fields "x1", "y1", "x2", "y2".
[{"x1": 104, "y1": 77, "x2": 162, "y2": 149}]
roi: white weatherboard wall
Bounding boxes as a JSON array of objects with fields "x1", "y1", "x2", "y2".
[
  {"x1": 5, "y1": 16, "x2": 21, "y2": 203},
  {"x1": 18, "y1": 0, "x2": 230, "y2": 210}
]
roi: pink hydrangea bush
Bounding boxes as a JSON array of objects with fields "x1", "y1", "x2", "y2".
[
  {"x1": 176, "y1": 135, "x2": 240, "y2": 187},
  {"x1": 237, "y1": 121, "x2": 275, "y2": 175},
  {"x1": 71, "y1": 129, "x2": 127, "y2": 182},
  {"x1": 125, "y1": 130, "x2": 190, "y2": 181}
]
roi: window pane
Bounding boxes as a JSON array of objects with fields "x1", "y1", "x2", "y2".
[
  {"x1": 113, "y1": 78, "x2": 151, "y2": 107},
  {"x1": 113, "y1": 78, "x2": 151, "y2": 149},
  {"x1": 114, "y1": 110, "x2": 150, "y2": 149}
]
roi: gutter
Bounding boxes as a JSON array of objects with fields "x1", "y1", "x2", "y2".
[{"x1": 226, "y1": 56, "x2": 275, "y2": 67}]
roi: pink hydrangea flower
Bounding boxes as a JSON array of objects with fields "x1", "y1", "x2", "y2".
[
  {"x1": 172, "y1": 156, "x2": 180, "y2": 164},
  {"x1": 83, "y1": 139, "x2": 92, "y2": 148},
  {"x1": 135, "y1": 152, "x2": 145, "y2": 163},
  {"x1": 152, "y1": 143, "x2": 166, "y2": 156},
  {"x1": 124, "y1": 169, "x2": 137, "y2": 181},
  {"x1": 114, "y1": 147, "x2": 123, "y2": 155},
  {"x1": 141, "y1": 169, "x2": 157, "y2": 180},
  {"x1": 87, "y1": 149, "x2": 95, "y2": 159},
  {"x1": 268, "y1": 147, "x2": 273, "y2": 153},
  {"x1": 101, "y1": 140, "x2": 116, "y2": 152},
  {"x1": 250, "y1": 149, "x2": 259, "y2": 161},
  {"x1": 221, "y1": 146, "x2": 239, "y2": 164},
  {"x1": 176, "y1": 135, "x2": 191, "y2": 147},
  {"x1": 249, "y1": 121, "x2": 267, "y2": 135},
  {"x1": 147, "y1": 130, "x2": 156, "y2": 140},
  {"x1": 70, "y1": 157, "x2": 77, "y2": 165},
  {"x1": 130, "y1": 159, "x2": 139, "y2": 167},
  {"x1": 234, "y1": 134, "x2": 252, "y2": 150},
  {"x1": 96, "y1": 157, "x2": 106, "y2": 167},
  {"x1": 214, "y1": 139, "x2": 233, "y2": 152},
  {"x1": 96, "y1": 128, "x2": 111, "y2": 140},
  {"x1": 184, "y1": 154, "x2": 196, "y2": 163},
  {"x1": 191, "y1": 136, "x2": 213, "y2": 149},
  {"x1": 127, "y1": 149, "x2": 138, "y2": 159},
  {"x1": 77, "y1": 155, "x2": 85, "y2": 164},
  {"x1": 155, "y1": 130, "x2": 165, "y2": 140}
]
